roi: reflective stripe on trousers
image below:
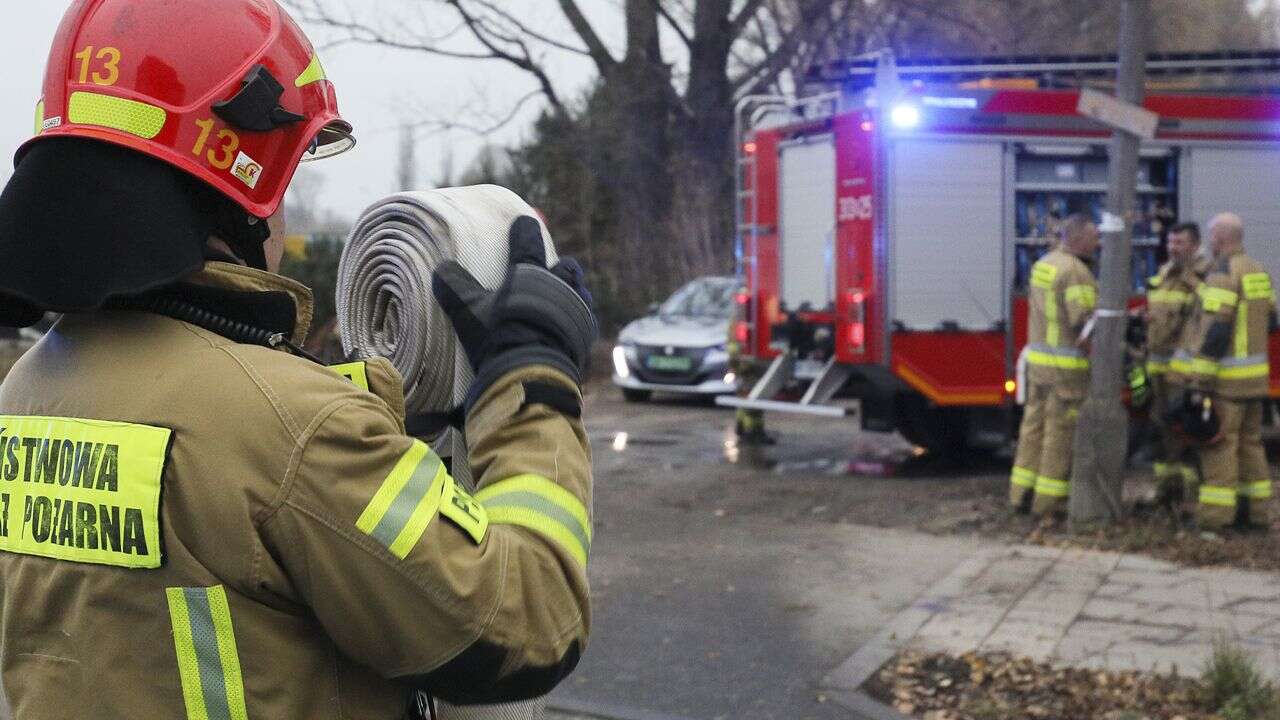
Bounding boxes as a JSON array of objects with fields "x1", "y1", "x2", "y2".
[
  {"x1": 167, "y1": 585, "x2": 249, "y2": 720},
  {"x1": 1025, "y1": 344, "x2": 1089, "y2": 371}
]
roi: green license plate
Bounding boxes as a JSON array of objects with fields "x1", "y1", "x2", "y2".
[{"x1": 646, "y1": 355, "x2": 693, "y2": 371}]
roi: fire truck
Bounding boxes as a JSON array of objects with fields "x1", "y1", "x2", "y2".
[{"x1": 720, "y1": 51, "x2": 1280, "y2": 454}]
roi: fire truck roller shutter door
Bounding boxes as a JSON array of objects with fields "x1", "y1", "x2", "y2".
[
  {"x1": 779, "y1": 135, "x2": 837, "y2": 311},
  {"x1": 890, "y1": 139, "x2": 1006, "y2": 330},
  {"x1": 1185, "y1": 147, "x2": 1280, "y2": 286}
]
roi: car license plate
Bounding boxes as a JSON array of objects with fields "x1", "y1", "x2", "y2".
[{"x1": 646, "y1": 355, "x2": 692, "y2": 371}]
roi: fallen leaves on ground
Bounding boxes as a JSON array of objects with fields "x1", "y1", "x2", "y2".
[
  {"x1": 932, "y1": 493, "x2": 1280, "y2": 572},
  {"x1": 865, "y1": 650, "x2": 1218, "y2": 720}
]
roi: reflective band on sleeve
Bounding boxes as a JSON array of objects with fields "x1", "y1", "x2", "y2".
[
  {"x1": 1152, "y1": 462, "x2": 1171, "y2": 477},
  {"x1": 1010, "y1": 466, "x2": 1036, "y2": 489},
  {"x1": 1199, "y1": 285, "x2": 1239, "y2": 312},
  {"x1": 356, "y1": 441, "x2": 449, "y2": 559},
  {"x1": 166, "y1": 586, "x2": 249, "y2": 720},
  {"x1": 68, "y1": 91, "x2": 166, "y2": 140},
  {"x1": 1148, "y1": 289, "x2": 1192, "y2": 305},
  {"x1": 1035, "y1": 476, "x2": 1069, "y2": 497},
  {"x1": 1243, "y1": 273, "x2": 1274, "y2": 301},
  {"x1": 1180, "y1": 464, "x2": 1201, "y2": 483},
  {"x1": 1146, "y1": 359, "x2": 1169, "y2": 376},
  {"x1": 1199, "y1": 485, "x2": 1238, "y2": 507},
  {"x1": 1241, "y1": 480, "x2": 1273, "y2": 499},
  {"x1": 439, "y1": 477, "x2": 488, "y2": 545},
  {"x1": 294, "y1": 55, "x2": 327, "y2": 87},
  {"x1": 1064, "y1": 284, "x2": 1097, "y2": 309},
  {"x1": 476, "y1": 474, "x2": 592, "y2": 567}
]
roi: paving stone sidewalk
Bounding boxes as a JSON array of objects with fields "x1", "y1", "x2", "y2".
[{"x1": 825, "y1": 544, "x2": 1280, "y2": 701}]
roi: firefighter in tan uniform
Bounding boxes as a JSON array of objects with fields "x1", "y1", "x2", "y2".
[
  {"x1": 0, "y1": 2, "x2": 594, "y2": 717},
  {"x1": 1010, "y1": 214, "x2": 1100, "y2": 516},
  {"x1": 1172, "y1": 213, "x2": 1275, "y2": 530},
  {"x1": 1145, "y1": 223, "x2": 1209, "y2": 506}
]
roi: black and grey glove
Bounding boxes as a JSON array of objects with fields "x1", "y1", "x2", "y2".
[{"x1": 432, "y1": 215, "x2": 597, "y2": 410}]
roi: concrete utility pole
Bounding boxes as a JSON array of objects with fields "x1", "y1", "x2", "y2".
[{"x1": 1070, "y1": 0, "x2": 1150, "y2": 525}]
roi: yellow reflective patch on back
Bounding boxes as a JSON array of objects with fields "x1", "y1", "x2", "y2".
[
  {"x1": 0, "y1": 415, "x2": 169, "y2": 568},
  {"x1": 1030, "y1": 262, "x2": 1057, "y2": 290},
  {"x1": 329, "y1": 361, "x2": 370, "y2": 391}
]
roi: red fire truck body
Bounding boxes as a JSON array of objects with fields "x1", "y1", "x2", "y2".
[{"x1": 728, "y1": 53, "x2": 1280, "y2": 451}]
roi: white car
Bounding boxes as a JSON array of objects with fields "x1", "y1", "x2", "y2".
[{"x1": 612, "y1": 276, "x2": 740, "y2": 402}]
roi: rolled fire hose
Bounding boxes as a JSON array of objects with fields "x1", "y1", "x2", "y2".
[{"x1": 338, "y1": 185, "x2": 554, "y2": 720}]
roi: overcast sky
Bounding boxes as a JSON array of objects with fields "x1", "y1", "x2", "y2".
[{"x1": 0, "y1": 1, "x2": 608, "y2": 223}]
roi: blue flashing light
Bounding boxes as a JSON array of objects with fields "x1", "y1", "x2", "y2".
[{"x1": 890, "y1": 103, "x2": 922, "y2": 129}]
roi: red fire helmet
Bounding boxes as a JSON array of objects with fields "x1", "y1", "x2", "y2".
[{"x1": 22, "y1": 0, "x2": 354, "y2": 219}]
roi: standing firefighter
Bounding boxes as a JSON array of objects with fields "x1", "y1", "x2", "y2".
[
  {"x1": 1146, "y1": 222, "x2": 1209, "y2": 507},
  {"x1": 728, "y1": 306, "x2": 772, "y2": 446},
  {"x1": 1010, "y1": 214, "x2": 1100, "y2": 516},
  {"x1": 0, "y1": 1, "x2": 595, "y2": 717},
  {"x1": 1172, "y1": 213, "x2": 1275, "y2": 530}
]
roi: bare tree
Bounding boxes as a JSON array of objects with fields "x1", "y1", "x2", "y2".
[
  {"x1": 283, "y1": 0, "x2": 860, "y2": 303},
  {"x1": 397, "y1": 122, "x2": 418, "y2": 191}
]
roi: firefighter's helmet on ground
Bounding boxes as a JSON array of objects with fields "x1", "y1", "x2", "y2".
[{"x1": 0, "y1": 0, "x2": 354, "y2": 325}]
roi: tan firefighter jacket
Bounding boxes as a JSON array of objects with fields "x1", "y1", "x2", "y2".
[
  {"x1": 1025, "y1": 248, "x2": 1098, "y2": 397},
  {"x1": 1145, "y1": 257, "x2": 1209, "y2": 377},
  {"x1": 1172, "y1": 249, "x2": 1276, "y2": 399},
  {"x1": 0, "y1": 262, "x2": 592, "y2": 719}
]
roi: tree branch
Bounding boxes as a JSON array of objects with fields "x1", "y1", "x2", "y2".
[
  {"x1": 728, "y1": 0, "x2": 770, "y2": 38},
  {"x1": 406, "y1": 89, "x2": 545, "y2": 137},
  {"x1": 468, "y1": 0, "x2": 593, "y2": 56},
  {"x1": 556, "y1": 0, "x2": 618, "y2": 71},
  {"x1": 657, "y1": 2, "x2": 693, "y2": 48}
]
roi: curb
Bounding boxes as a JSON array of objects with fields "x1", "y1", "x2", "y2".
[
  {"x1": 547, "y1": 696, "x2": 700, "y2": 720},
  {"x1": 828, "y1": 690, "x2": 912, "y2": 720}
]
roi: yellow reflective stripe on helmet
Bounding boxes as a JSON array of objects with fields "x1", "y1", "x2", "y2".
[
  {"x1": 1064, "y1": 284, "x2": 1097, "y2": 309},
  {"x1": 1200, "y1": 485, "x2": 1238, "y2": 507},
  {"x1": 1035, "y1": 476, "x2": 1069, "y2": 497},
  {"x1": 356, "y1": 441, "x2": 449, "y2": 559},
  {"x1": 1241, "y1": 480, "x2": 1273, "y2": 499},
  {"x1": 68, "y1": 91, "x2": 167, "y2": 140},
  {"x1": 1243, "y1": 273, "x2": 1274, "y2": 301},
  {"x1": 295, "y1": 54, "x2": 327, "y2": 87},
  {"x1": 1030, "y1": 261, "x2": 1057, "y2": 290},
  {"x1": 1010, "y1": 466, "x2": 1036, "y2": 489},
  {"x1": 34, "y1": 99, "x2": 44, "y2": 136},
  {"x1": 476, "y1": 474, "x2": 592, "y2": 567},
  {"x1": 1148, "y1": 289, "x2": 1192, "y2": 305},
  {"x1": 166, "y1": 586, "x2": 249, "y2": 720},
  {"x1": 1199, "y1": 285, "x2": 1239, "y2": 312}
]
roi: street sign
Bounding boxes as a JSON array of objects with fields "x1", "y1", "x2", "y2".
[{"x1": 1077, "y1": 87, "x2": 1159, "y2": 139}]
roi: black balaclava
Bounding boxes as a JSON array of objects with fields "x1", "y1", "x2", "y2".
[{"x1": 0, "y1": 136, "x2": 269, "y2": 327}]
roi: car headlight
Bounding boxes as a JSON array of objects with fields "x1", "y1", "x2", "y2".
[
  {"x1": 613, "y1": 345, "x2": 632, "y2": 378},
  {"x1": 703, "y1": 345, "x2": 730, "y2": 367}
]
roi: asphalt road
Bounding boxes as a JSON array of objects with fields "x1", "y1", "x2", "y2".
[{"x1": 548, "y1": 383, "x2": 1005, "y2": 720}]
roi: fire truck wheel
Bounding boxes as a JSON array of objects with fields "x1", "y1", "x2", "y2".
[
  {"x1": 622, "y1": 388, "x2": 653, "y2": 403},
  {"x1": 895, "y1": 394, "x2": 970, "y2": 457}
]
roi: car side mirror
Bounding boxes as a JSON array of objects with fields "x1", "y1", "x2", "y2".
[{"x1": 647, "y1": 303, "x2": 660, "y2": 315}]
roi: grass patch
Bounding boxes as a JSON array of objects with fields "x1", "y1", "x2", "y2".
[{"x1": 1201, "y1": 638, "x2": 1280, "y2": 720}]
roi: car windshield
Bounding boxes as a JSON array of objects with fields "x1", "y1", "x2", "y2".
[{"x1": 659, "y1": 279, "x2": 736, "y2": 319}]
